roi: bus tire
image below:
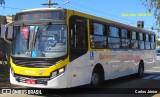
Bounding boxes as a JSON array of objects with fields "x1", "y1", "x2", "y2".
[
  {"x1": 137, "y1": 60, "x2": 144, "y2": 78},
  {"x1": 90, "y1": 66, "x2": 104, "y2": 88}
]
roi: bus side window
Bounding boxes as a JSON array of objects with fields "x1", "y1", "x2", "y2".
[
  {"x1": 121, "y1": 29, "x2": 131, "y2": 48},
  {"x1": 131, "y1": 31, "x2": 138, "y2": 49},
  {"x1": 90, "y1": 22, "x2": 107, "y2": 48}
]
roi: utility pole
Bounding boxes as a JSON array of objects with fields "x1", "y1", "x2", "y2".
[
  {"x1": 41, "y1": 0, "x2": 58, "y2": 8},
  {"x1": 48, "y1": 0, "x2": 51, "y2": 8}
]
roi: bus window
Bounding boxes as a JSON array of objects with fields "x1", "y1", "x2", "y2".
[
  {"x1": 132, "y1": 31, "x2": 137, "y2": 40},
  {"x1": 93, "y1": 23, "x2": 104, "y2": 35},
  {"x1": 108, "y1": 26, "x2": 120, "y2": 48},
  {"x1": 145, "y1": 34, "x2": 149, "y2": 41},
  {"x1": 108, "y1": 37, "x2": 120, "y2": 48},
  {"x1": 151, "y1": 42, "x2": 156, "y2": 49},
  {"x1": 139, "y1": 33, "x2": 143, "y2": 41},
  {"x1": 121, "y1": 29, "x2": 127, "y2": 38},
  {"x1": 151, "y1": 35, "x2": 155, "y2": 42},
  {"x1": 121, "y1": 29, "x2": 131, "y2": 48},
  {"x1": 131, "y1": 40, "x2": 138, "y2": 49},
  {"x1": 90, "y1": 35, "x2": 107, "y2": 48},
  {"x1": 108, "y1": 26, "x2": 119, "y2": 37},
  {"x1": 121, "y1": 39, "x2": 130, "y2": 48},
  {"x1": 145, "y1": 42, "x2": 151, "y2": 50},
  {"x1": 90, "y1": 22, "x2": 107, "y2": 48},
  {"x1": 139, "y1": 41, "x2": 145, "y2": 49},
  {"x1": 138, "y1": 32, "x2": 145, "y2": 49},
  {"x1": 150, "y1": 35, "x2": 156, "y2": 50}
]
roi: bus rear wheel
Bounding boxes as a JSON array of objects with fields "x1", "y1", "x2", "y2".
[{"x1": 137, "y1": 61, "x2": 144, "y2": 78}]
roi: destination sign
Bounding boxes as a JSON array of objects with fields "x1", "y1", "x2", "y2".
[{"x1": 15, "y1": 10, "x2": 65, "y2": 21}]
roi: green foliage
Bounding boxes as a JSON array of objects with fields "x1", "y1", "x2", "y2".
[
  {"x1": 156, "y1": 40, "x2": 160, "y2": 46},
  {"x1": 0, "y1": 0, "x2": 5, "y2": 5},
  {"x1": 141, "y1": 0, "x2": 160, "y2": 26}
]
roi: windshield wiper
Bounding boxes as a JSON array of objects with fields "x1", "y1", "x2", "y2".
[
  {"x1": 33, "y1": 26, "x2": 39, "y2": 49},
  {"x1": 42, "y1": 22, "x2": 52, "y2": 31}
]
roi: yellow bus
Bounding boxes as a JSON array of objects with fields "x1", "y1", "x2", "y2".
[{"x1": 5, "y1": 8, "x2": 156, "y2": 88}]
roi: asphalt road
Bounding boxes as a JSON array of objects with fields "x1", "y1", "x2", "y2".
[{"x1": 1, "y1": 61, "x2": 160, "y2": 97}]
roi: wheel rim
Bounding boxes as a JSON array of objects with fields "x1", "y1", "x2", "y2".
[
  {"x1": 140, "y1": 67, "x2": 143, "y2": 75},
  {"x1": 139, "y1": 66, "x2": 144, "y2": 76},
  {"x1": 91, "y1": 73, "x2": 99, "y2": 85}
]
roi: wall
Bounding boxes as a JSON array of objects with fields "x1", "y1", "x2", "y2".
[{"x1": 0, "y1": 15, "x2": 11, "y2": 61}]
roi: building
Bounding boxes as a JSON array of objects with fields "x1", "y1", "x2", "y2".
[
  {"x1": 6, "y1": 15, "x2": 14, "y2": 23},
  {"x1": 0, "y1": 15, "x2": 6, "y2": 24},
  {"x1": 0, "y1": 15, "x2": 13, "y2": 63}
]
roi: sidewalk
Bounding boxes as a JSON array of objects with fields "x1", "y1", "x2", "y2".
[
  {"x1": 0, "y1": 61, "x2": 9, "y2": 72},
  {"x1": 0, "y1": 70, "x2": 16, "y2": 88},
  {"x1": 0, "y1": 62, "x2": 19, "y2": 88}
]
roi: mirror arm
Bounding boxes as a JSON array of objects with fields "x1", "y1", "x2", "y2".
[
  {"x1": 4, "y1": 35, "x2": 12, "y2": 44},
  {"x1": 4, "y1": 23, "x2": 13, "y2": 45}
]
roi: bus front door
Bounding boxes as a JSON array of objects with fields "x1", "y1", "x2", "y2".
[
  {"x1": 69, "y1": 16, "x2": 88, "y2": 61},
  {"x1": 69, "y1": 16, "x2": 90, "y2": 87}
]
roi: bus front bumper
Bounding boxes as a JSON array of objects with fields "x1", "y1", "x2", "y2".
[{"x1": 10, "y1": 69, "x2": 68, "y2": 88}]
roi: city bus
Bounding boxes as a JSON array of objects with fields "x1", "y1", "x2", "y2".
[{"x1": 4, "y1": 8, "x2": 156, "y2": 88}]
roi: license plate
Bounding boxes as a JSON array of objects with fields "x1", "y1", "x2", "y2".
[{"x1": 26, "y1": 79, "x2": 36, "y2": 84}]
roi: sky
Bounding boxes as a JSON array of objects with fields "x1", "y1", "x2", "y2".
[{"x1": 0, "y1": 0, "x2": 158, "y2": 34}]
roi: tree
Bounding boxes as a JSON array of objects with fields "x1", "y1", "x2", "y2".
[
  {"x1": 141, "y1": 0, "x2": 160, "y2": 26},
  {"x1": 0, "y1": 0, "x2": 5, "y2": 5},
  {"x1": 156, "y1": 40, "x2": 160, "y2": 46}
]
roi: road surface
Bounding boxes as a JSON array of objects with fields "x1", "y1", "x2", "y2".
[{"x1": 0, "y1": 61, "x2": 160, "y2": 97}]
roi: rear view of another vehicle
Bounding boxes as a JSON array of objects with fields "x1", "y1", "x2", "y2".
[{"x1": 156, "y1": 48, "x2": 160, "y2": 60}]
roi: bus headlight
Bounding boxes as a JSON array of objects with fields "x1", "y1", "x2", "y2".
[
  {"x1": 50, "y1": 67, "x2": 65, "y2": 79},
  {"x1": 58, "y1": 68, "x2": 65, "y2": 74},
  {"x1": 51, "y1": 71, "x2": 58, "y2": 79}
]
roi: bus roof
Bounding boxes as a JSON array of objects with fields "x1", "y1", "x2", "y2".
[
  {"x1": 19, "y1": 8, "x2": 63, "y2": 13},
  {"x1": 18, "y1": 8, "x2": 155, "y2": 35}
]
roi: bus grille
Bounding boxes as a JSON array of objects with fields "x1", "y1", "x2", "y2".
[
  {"x1": 11, "y1": 55, "x2": 66, "y2": 68},
  {"x1": 14, "y1": 74, "x2": 50, "y2": 85},
  {"x1": 12, "y1": 59, "x2": 55, "y2": 68}
]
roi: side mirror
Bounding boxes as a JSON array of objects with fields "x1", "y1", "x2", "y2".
[{"x1": 1, "y1": 23, "x2": 13, "y2": 44}]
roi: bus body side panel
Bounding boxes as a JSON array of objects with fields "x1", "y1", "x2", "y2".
[
  {"x1": 68, "y1": 52, "x2": 93, "y2": 87},
  {"x1": 118, "y1": 50, "x2": 135, "y2": 77},
  {"x1": 142, "y1": 50, "x2": 156, "y2": 70}
]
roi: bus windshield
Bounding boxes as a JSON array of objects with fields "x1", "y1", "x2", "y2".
[{"x1": 13, "y1": 24, "x2": 67, "y2": 58}]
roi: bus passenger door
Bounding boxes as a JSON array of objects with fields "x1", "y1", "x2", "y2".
[
  {"x1": 69, "y1": 16, "x2": 88, "y2": 61},
  {"x1": 69, "y1": 16, "x2": 89, "y2": 87}
]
